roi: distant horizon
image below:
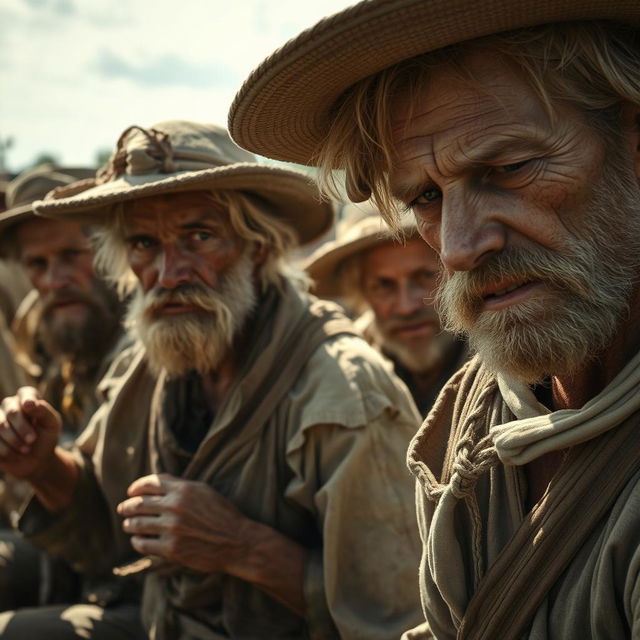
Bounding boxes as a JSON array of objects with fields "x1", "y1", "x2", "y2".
[{"x1": 2, "y1": 0, "x2": 355, "y2": 175}]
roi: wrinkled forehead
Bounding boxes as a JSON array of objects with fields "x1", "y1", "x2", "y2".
[
  {"x1": 362, "y1": 236, "x2": 441, "y2": 275},
  {"x1": 17, "y1": 216, "x2": 92, "y2": 252},
  {"x1": 121, "y1": 190, "x2": 233, "y2": 234},
  {"x1": 388, "y1": 51, "x2": 557, "y2": 195},
  {"x1": 391, "y1": 49, "x2": 548, "y2": 141}
]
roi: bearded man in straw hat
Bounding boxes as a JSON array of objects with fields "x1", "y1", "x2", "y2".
[
  {"x1": 229, "y1": 2, "x2": 640, "y2": 638},
  {"x1": 306, "y1": 202, "x2": 465, "y2": 417},
  {"x1": 0, "y1": 120, "x2": 423, "y2": 639}
]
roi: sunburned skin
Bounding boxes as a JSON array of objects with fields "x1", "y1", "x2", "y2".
[{"x1": 123, "y1": 191, "x2": 247, "y2": 296}]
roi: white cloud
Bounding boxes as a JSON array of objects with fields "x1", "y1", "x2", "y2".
[{"x1": 2, "y1": 0, "x2": 356, "y2": 173}]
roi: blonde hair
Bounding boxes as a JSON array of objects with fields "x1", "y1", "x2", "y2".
[
  {"x1": 315, "y1": 21, "x2": 640, "y2": 228},
  {"x1": 93, "y1": 189, "x2": 309, "y2": 294}
]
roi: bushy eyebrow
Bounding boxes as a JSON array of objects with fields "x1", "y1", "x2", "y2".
[
  {"x1": 179, "y1": 221, "x2": 221, "y2": 232},
  {"x1": 391, "y1": 130, "x2": 550, "y2": 203}
]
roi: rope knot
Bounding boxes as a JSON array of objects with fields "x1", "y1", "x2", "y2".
[
  {"x1": 450, "y1": 430, "x2": 500, "y2": 500},
  {"x1": 96, "y1": 125, "x2": 175, "y2": 184}
]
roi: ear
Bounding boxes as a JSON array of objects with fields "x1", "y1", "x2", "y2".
[{"x1": 620, "y1": 102, "x2": 640, "y2": 181}]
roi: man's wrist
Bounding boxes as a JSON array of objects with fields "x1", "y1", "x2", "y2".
[{"x1": 28, "y1": 447, "x2": 79, "y2": 513}]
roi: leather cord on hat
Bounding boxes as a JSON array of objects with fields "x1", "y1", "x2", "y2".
[{"x1": 96, "y1": 125, "x2": 175, "y2": 184}]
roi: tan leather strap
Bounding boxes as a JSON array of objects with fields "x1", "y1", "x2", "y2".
[{"x1": 458, "y1": 410, "x2": 640, "y2": 640}]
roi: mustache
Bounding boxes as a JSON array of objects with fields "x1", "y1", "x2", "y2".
[
  {"x1": 142, "y1": 284, "x2": 224, "y2": 318},
  {"x1": 40, "y1": 288, "x2": 102, "y2": 317},
  {"x1": 437, "y1": 244, "x2": 592, "y2": 304},
  {"x1": 384, "y1": 308, "x2": 439, "y2": 333}
]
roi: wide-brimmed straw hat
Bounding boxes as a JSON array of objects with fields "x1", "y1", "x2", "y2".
[
  {"x1": 35, "y1": 120, "x2": 333, "y2": 246},
  {"x1": 0, "y1": 164, "x2": 95, "y2": 235},
  {"x1": 229, "y1": 0, "x2": 640, "y2": 165},
  {"x1": 305, "y1": 202, "x2": 417, "y2": 298}
]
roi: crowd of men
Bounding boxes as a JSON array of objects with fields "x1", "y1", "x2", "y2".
[{"x1": 0, "y1": 1, "x2": 638, "y2": 638}]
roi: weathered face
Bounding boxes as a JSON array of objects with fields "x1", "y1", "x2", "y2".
[
  {"x1": 17, "y1": 217, "x2": 120, "y2": 360},
  {"x1": 361, "y1": 237, "x2": 444, "y2": 371},
  {"x1": 389, "y1": 51, "x2": 640, "y2": 381},
  {"x1": 124, "y1": 191, "x2": 245, "y2": 296},
  {"x1": 122, "y1": 191, "x2": 258, "y2": 375}
]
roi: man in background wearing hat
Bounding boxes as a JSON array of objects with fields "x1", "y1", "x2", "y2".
[
  {"x1": 0, "y1": 165, "x2": 128, "y2": 615},
  {"x1": 1, "y1": 165, "x2": 126, "y2": 437},
  {"x1": 0, "y1": 121, "x2": 422, "y2": 639},
  {"x1": 306, "y1": 203, "x2": 465, "y2": 416},
  {"x1": 0, "y1": 174, "x2": 32, "y2": 403},
  {"x1": 230, "y1": 2, "x2": 640, "y2": 638}
]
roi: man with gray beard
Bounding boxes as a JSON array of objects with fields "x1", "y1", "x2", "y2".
[
  {"x1": 229, "y1": 2, "x2": 640, "y2": 637},
  {"x1": 0, "y1": 121, "x2": 423, "y2": 639},
  {"x1": 306, "y1": 203, "x2": 466, "y2": 416}
]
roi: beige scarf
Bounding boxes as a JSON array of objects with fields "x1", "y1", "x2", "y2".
[
  {"x1": 494, "y1": 347, "x2": 640, "y2": 464},
  {"x1": 425, "y1": 348, "x2": 640, "y2": 628}
]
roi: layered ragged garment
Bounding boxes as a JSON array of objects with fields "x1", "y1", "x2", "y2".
[
  {"x1": 21, "y1": 280, "x2": 424, "y2": 639},
  {"x1": 404, "y1": 352, "x2": 640, "y2": 639}
]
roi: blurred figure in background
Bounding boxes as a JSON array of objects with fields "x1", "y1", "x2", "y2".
[
  {"x1": 1, "y1": 165, "x2": 126, "y2": 437},
  {"x1": 0, "y1": 165, "x2": 127, "y2": 612},
  {"x1": 306, "y1": 203, "x2": 465, "y2": 416}
]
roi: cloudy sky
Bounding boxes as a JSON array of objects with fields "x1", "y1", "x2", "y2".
[{"x1": 1, "y1": 0, "x2": 355, "y2": 174}]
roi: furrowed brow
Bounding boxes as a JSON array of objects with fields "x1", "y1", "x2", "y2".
[{"x1": 460, "y1": 132, "x2": 548, "y2": 165}]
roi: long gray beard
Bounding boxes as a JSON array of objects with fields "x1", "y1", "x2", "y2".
[{"x1": 126, "y1": 252, "x2": 257, "y2": 376}]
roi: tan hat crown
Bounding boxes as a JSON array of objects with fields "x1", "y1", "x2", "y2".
[
  {"x1": 6, "y1": 165, "x2": 82, "y2": 210},
  {"x1": 34, "y1": 120, "x2": 334, "y2": 246},
  {"x1": 96, "y1": 120, "x2": 257, "y2": 186}
]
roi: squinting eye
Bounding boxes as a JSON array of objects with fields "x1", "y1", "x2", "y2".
[
  {"x1": 192, "y1": 231, "x2": 212, "y2": 242},
  {"x1": 412, "y1": 186, "x2": 442, "y2": 206},
  {"x1": 496, "y1": 159, "x2": 532, "y2": 173}
]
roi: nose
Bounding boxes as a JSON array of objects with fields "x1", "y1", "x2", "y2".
[
  {"x1": 41, "y1": 260, "x2": 73, "y2": 294},
  {"x1": 438, "y1": 187, "x2": 506, "y2": 273},
  {"x1": 156, "y1": 245, "x2": 193, "y2": 289},
  {"x1": 396, "y1": 280, "x2": 424, "y2": 316}
]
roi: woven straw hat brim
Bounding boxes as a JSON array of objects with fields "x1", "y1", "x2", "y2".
[
  {"x1": 229, "y1": 0, "x2": 640, "y2": 164},
  {"x1": 35, "y1": 164, "x2": 333, "y2": 246},
  {"x1": 305, "y1": 220, "x2": 417, "y2": 298}
]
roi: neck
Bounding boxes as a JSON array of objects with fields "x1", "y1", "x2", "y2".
[
  {"x1": 201, "y1": 352, "x2": 237, "y2": 413},
  {"x1": 552, "y1": 281, "x2": 640, "y2": 410},
  {"x1": 199, "y1": 315, "x2": 255, "y2": 413}
]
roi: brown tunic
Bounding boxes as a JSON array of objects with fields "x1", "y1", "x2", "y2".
[{"x1": 22, "y1": 282, "x2": 423, "y2": 639}]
